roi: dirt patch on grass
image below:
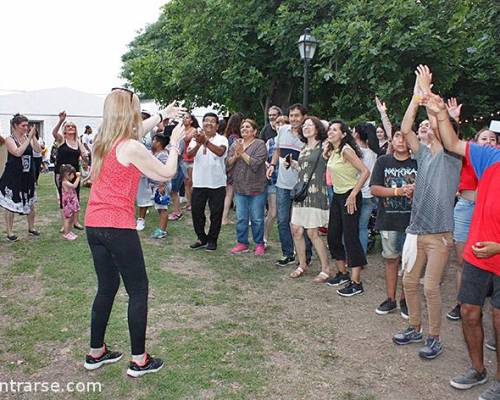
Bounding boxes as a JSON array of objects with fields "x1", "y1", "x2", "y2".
[{"x1": 239, "y1": 253, "x2": 494, "y2": 400}]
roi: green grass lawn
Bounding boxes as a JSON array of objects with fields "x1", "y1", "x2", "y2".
[
  {"x1": 1, "y1": 173, "x2": 344, "y2": 399},
  {"x1": 3, "y1": 173, "x2": 477, "y2": 400}
]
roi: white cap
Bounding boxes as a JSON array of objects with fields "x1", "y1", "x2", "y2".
[{"x1": 489, "y1": 120, "x2": 500, "y2": 133}]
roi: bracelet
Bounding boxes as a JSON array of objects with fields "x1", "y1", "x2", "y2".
[{"x1": 270, "y1": 163, "x2": 276, "y2": 168}]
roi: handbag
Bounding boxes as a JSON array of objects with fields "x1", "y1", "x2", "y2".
[{"x1": 290, "y1": 143, "x2": 322, "y2": 203}]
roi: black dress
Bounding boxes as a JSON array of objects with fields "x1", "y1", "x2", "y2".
[
  {"x1": 0, "y1": 136, "x2": 36, "y2": 215},
  {"x1": 54, "y1": 141, "x2": 81, "y2": 208}
]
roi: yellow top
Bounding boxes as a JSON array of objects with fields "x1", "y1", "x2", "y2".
[{"x1": 327, "y1": 144, "x2": 358, "y2": 194}]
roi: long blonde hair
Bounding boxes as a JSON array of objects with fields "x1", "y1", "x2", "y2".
[{"x1": 91, "y1": 89, "x2": 143, "y2": 180}]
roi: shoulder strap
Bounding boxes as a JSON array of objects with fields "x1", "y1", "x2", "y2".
[{"x1": 303, "y1": 142, "x2": 322, "y2": 191}]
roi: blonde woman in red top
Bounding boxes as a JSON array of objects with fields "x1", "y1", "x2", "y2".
[{"x1": 83, "y1": 88, "x2": 184, "y2": 377}]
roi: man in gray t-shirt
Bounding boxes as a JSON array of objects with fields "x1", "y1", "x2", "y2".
[
  {"x1": 266, "y1": 104, "x2": 312, "y2": 266},
  {"x1": 392, "y1": 76, "x2": 462, "y2": 361},
  {"x1": 406, "y1": 143, "x2": 461, "y2": 235}
]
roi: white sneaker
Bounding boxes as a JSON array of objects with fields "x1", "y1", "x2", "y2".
[{"x1": 136, "y1": 218, "x2": 145, "y2": 231}]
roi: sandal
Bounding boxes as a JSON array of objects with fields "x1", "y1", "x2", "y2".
[
  {"x1": 313, "y1": 271, "x2": 330, "y2": 283},
  {"x1": 73, "y1": 224, "x2": 84, "y2": 230},
  {"x1": 28, "y1": 229, "x2": 40, "y2": 236},
  {"x1": 290, "y1": 266, "x2": 307, "y2": 278}
]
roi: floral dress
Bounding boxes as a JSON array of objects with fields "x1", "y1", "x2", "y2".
[
  {"x1": 291, "y1": 143, "x2": 329, "y2": 229},
  {"x1": 62, "y1": 186, "x2": 80, "y2": 218}
]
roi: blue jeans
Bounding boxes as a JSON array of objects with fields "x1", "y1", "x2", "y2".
[
  {"x1": 276, "y1": 187, "x2": 312, "y2": 259},
  {"x1": 359, "y1": 197, "x2": 376, "y2": 255},
  {"x1": 234, "y1": 192, "x2": 267, "y2": 245}
]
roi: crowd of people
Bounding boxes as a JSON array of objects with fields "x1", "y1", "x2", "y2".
[{"x1": 1, "y1": 66, "x2": 500, "y2": 399}]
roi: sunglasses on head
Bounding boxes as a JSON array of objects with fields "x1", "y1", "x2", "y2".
[{"x1": 111, "y1": 87, "x2": 134, "y2": 103}]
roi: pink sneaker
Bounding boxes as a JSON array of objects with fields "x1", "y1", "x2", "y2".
[
  {"x1": 254, "y1": 243, "x2": 265, "y2": 256},
  {"x1": 63, "y1": 232, "x2": 78, "y2": 241},
  {"x1": 231, "y1": 243, "x2": 249, "y2": 254}
]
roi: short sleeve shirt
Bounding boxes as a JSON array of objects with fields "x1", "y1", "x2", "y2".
[
  {"x1": 406, "y1": 143, "x2": 462, "y2": 235},
  {"x1": 463, "y1": 143, "x2": 500, "y2": 274},
  {"x1": 189, "y1": 133, "x2": 228, "y2": 189},
  {"x1": 275, "y1": 125, "x2": 305, "y2": 190},
  {"x1": 370, "y1": 154, "x2": 418, "y2": 231}
]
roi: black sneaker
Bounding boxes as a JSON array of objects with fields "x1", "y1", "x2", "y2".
[
  {"x1": 337, "y1": 281, "x2": 364, "y2": 297},
  {"x1": 275, "y1": 255, "x2": 296, "y2": 267},
  {"x1": 400, "y1": 299, "x2": 409, "y2": 320},
  {"x1": 446, "y1": 304, "x2": 461, "y2": 321},
  {"x1": 190, "y1": 240, "x2": 207, "y2": 249},
  {"x1": 6, "y1": 234, "x2": 18, "y2": 242},
  {"x1": 376, "y1": 298, "x2": 397, "y2": 315},
  {"x1": 205, "y1": 242, "x2": 217, "y2": 251},
  {"x1": 326, "y1": 271, "x2": 350, "y2": 287},
  {"x1": 83, "y1": 344, "x2": 123, "y2": 370},
  {"x1": 127, "y1": 354, "x2": 164, "y2": 378}
]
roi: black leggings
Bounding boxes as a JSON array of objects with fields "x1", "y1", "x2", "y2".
[
  {"x1": 86, "y1": 227, "x2": 149, "y2": 355},
  {"x1": 327, "y1": 190, "x2": 367, "y2": 268}
]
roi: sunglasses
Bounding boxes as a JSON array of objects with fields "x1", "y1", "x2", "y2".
[{"x1": 111, "y1": 87, "x2": 134, "y2": 103}]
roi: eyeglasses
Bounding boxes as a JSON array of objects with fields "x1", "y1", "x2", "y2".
[{"x1": 111, "y1": 87, "x2": 134, "y2": 103}]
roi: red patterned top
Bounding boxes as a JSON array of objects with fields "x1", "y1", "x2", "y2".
[{"x1": 85, "y1": 143, "x2": 142, "y2": 229}]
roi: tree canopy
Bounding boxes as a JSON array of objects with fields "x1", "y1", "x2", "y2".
[{"x1": 122, "y1": 0, "x2": 499, "y2": 130}]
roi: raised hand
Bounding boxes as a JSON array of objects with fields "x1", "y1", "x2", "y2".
[
  {"x1": 424, "y1": 93, "x2": 447, "y2": 115},
  {"x1": 58, "y1": 111, "x2": 67, "y2": 122},
  {"x1": 159, "y1": 101, "x2": 187, "y2": 120},
  {"x1": 415, "y1": 64, "x2": 433, "y2": 96},
  {"x1": 375, "y1": 96, "x2": 387, "y2": 113},
  {"x1": 170, "y1": 123, "x2": 185, "y2": 144},
  {"x1": 446, "y1": 97, "x2": 462, "y2": 121}
]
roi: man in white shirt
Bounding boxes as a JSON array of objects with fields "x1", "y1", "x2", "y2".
[{"x1": 187, "y1": 113, "x2": 228, "y2": 251}]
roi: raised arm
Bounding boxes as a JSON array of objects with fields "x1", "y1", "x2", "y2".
[
  {"x1": 142, "y1": 102, "x2": 186, "y2": 136},
  {"x1": 375, "y1": 96, "x2": 393, "y2": 140},
  {"x1": 416, "y1": 65, "x2": 466, "y2": 156},
  {"x1": 123, "y1": 124, "x2": 185, "y2": 181},
  {"x1": 400, "y1": 71, "x2": 425, "y2": 154},
  {"x1": 52, "y1": 111, "x2": 66, "y2": 144}
]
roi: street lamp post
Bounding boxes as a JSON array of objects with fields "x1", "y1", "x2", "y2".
[{"x1": 298, "y1": 28, "x2": 319, "y2": 109}]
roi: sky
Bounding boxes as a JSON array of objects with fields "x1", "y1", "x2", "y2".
[{"x1": 0, "y1": 0, "x2": 167, "y2": 95}]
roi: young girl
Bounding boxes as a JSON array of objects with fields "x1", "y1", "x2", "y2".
[{"x1": 60, "y1": 164, "x2": 81, "y2": 240}]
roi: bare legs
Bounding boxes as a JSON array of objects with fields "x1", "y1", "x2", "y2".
[
  {"x1": 264, "y1": 192, "x2": 277, "y2": 243},
  {"x1": 222, "y1": 184, "x2": 234, "y2": 225}
]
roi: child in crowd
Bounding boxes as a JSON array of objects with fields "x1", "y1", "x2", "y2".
[
  {"x1": 149, "y1": 134, "x2": 172, "y2": 239},
  {"x1": 60, "y1": 164, "x2": 81, "y2": 240}
]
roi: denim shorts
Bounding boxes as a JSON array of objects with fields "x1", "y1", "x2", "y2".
[
  {"x1": 180, "y1": 160, "x2": 193, "y2": 178},
  {"x1": 267, "y1": 183, "x2": 277, "y2": 195},
  {"x1": 453, "y1": 197, "x2": 475, "y2": 242},
  {"x1": 171, "y1": 165, "x2": 185, "y2": 192},
  {"x1": 380, "y1": 230, "x2": 406, "y2": 259}
]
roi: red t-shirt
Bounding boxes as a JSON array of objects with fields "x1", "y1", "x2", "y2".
[
  {"x1": 463, "y1": 142, "x2": 500, "y2": 274},
  {"x1": 458, "y1": 153, "x2": 478, "y2": 192},
  {"x1": 85, "y1": 144, "x2": 142, "y2": 229}
]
